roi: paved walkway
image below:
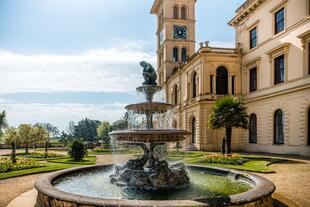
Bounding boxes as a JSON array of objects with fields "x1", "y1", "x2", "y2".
[{"x1": 255, "y1": 158, "x2": 310, "y2": 206}]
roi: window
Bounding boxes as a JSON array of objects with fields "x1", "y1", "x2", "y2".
[
  {"x1": 191, "y1": 117, "x2": 196, "y2": 144},
  {"x1": 231, "y1": 76, "x2": 236, "y2": 95},
  {"x1": 216, "y1": 67, "x2": 228, "y2": 95},
  {"x1": 173, "y1": 47, "x2": 179, "y2": 62},
  {"x1": 181, "y1": 48, "x2": 187, "y2": 63},
  {"x1": 249, "y1": 114, "x2": 257, "y2": 143},
  {"x1": 173, "y1": 6, "x2": 179, "y2": 19},
  {"x1": 210, "y1": 75, "x2": 214, "y2": 94},
  {"x1": 274, "y1": 55, "x2": 285, "y2": 84},
  {"x1": 308, "y1": 108, "x2": 310, "y2": 145},
  {"x1": 181, "y1": 6, "x2": 187, "y2": 19},
  {"x1": 249, "y1": 67, "x2": 257, "y2": 92},
  {"x1": 275, "y1": 8, "x2": 285, "y2": 34},
  {"x1": 250, "y1": 27, "x2": 257, "y2": 49},
  {"x1": 192, "y1": 72, "x2": 198, "y2": 98},
  {"x1": 274, "y1": 109, "x2": 284, "y2": 144},
  {"x1": 173, "y1": 85, "x2": 178, "y2": 105}
]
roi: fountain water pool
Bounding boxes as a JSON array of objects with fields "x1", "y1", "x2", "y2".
[{"x1": 34, "y1": 62, "x2": 275, "y2": 207}]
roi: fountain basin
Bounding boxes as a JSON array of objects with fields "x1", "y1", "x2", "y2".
[
  {"x1": 109, "y1": 129, "x2": 190, "y2": 143},
  {"x1": 35, "y1": 164, "x2": 275, "y2": 207}
]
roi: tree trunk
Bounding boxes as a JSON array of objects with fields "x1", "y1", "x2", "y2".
[
  {"x1": 226, "y1": 127, "x2": 232, "y2": 155},
  {"x1": 25, "y1": 144, "x2": 28, "y2": 155},
  {"x1": 45, "y1": 141, "x2": 48, "y2": 158},
  {"x1": 11, "y1": 141, "x2": 16, "y2": 164},
  {"x1": 221, "y1": 137, "x2": 226, "y2": 155}
]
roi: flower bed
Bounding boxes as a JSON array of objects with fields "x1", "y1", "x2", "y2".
[
  {"x1": 18, "y1": 151, "x2": 64, "y2": 158},
  {"x1": 194, "y1": 153, "x2": 248, "y2": 165},
  {"x1": 0, "y1": 158, "x2": 43, "y2": 173}
]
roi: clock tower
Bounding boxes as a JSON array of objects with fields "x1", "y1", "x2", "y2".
[{"x1": 151, "y1": 0, "x2": 196, "y2": 85}]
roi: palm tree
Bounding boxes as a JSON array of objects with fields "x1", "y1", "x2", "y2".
[{"x1": 208, "y1": 97, "x2": 249, "y2": 155}]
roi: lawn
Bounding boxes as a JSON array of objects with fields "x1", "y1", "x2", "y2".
[{"x1": 0, "y1": 156, "x2": 96, "y2": 180}]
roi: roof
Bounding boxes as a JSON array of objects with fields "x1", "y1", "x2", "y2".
[{"x1": 228, "y1": 0, "x2": 267, "y2": 27}]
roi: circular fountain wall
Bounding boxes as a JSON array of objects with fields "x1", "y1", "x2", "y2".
[{"x1": 35, "y1": 164, "x2": 275, "y2": 207}]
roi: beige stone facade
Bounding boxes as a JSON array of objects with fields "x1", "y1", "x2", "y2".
[{"x1": 151, "y1": 0, "x2": 310, "y2": 155}]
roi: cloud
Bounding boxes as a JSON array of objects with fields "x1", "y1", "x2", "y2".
[
  {"x1": 0, "y1": 102, "x2": 127, "y2": 130},
  {"x1": 0, "y1": 42, "x2": 156, "y2": 94}
]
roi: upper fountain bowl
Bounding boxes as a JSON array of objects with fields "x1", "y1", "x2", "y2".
[
  {"x1": 126, "y1": 102, "x2": 174, "y2": 114},
  {"x1": 109, "y1": 129, "x2": 190, "y2": 143}
]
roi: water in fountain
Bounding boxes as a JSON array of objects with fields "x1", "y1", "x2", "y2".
[{"x1": 109, "y1": 61, "x2": 191, "y2": 191}]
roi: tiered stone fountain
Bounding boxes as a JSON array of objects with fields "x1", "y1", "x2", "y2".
[{"x1": 109, "y1": 61, "x2": 191, "y2": 191}]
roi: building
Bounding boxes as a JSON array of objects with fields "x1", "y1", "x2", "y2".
[{"x1": 150, "y1": 0, "x2": 310, "y2": 155}]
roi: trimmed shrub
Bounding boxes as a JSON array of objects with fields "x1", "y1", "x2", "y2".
[{"x1": 68, "y1": 140, "x2": 87, "y2": 161}]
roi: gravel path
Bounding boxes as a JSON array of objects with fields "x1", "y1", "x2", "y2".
[{"x1": 256, "y1": 158, "x2": 310, "y2": 206}]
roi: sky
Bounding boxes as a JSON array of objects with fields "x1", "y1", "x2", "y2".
[{"x1": 0, "y1": 0, "x2": 245, "y2": 131}]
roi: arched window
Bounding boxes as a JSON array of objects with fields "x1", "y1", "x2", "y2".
[
  {"x1": 308, "y1": 107, "x2": 310, "y2": 145},
  {"x1": 191, "y1": 117, "x2": 196, "y2": 144},
  {"x1": 216, "y1": 67, "x2": 228, "y2": 95},
  {"x1": 181, "y1": 6, "x2": 187, "y2": 19},
  {"x1": 249, "y1": 114, "x2": 257, "y2": 143},
  {"x1": 173, "y1": 47, "x2": 179, "y2": 62},
  {"x1": 192, "y1": 72, "x2": 198, "y2": 98},
  {"x1": 173, "y1": 6, "x2": 179, "y2": 19},
  {"x1": 181, "y1": 48, "x2": 187, "y2": 63},
  {"x1": 173, "y1": 84, "x2": 178, "y2": 105},
  {"x1": 274, "y1": 109, "x2": 284, "y2": 144}
]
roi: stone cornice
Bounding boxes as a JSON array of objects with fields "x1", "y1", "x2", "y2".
[{"x1": 228, "y1": 0, "x2": 268, "y2": 27}]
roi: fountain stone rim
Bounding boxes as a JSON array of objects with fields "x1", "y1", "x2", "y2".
[{"x1": 35, "y1": 164, "x2": 275, "y2": 207}]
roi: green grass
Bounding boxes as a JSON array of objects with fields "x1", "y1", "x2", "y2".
[{"x1": 0, "y1": 156, "x2": 97, "y2": 180}]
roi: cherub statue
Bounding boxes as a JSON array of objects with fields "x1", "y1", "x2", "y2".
[{"x1": 140, "y1": 61, "x2": 157, "y2": 86}]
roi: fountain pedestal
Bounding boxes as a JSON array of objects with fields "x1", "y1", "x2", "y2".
[{"x1": 110, "y1": 143, "x2": 189, "y2": 191}]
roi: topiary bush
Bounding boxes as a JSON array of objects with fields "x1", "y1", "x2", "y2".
[{"x1": 68, "y1": 140, "x2": 87, "y2": 161}]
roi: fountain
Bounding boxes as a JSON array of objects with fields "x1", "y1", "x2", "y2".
[
  {"x1": 34, "y1": 61, "x2": 275, "y2": 207},
  {"x1": 109, "y1": 60, "x2": 190, "y2": 191}
]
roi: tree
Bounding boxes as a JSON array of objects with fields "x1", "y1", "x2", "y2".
[
  {"x1": 208, "y1": 97, "x2": 249, "y2": 154},
  {"x1": 111, "y1": 119, "x2": 128, "y2": 131},
  {"x1": 0, "y1": 111, "x2": 8, "y2": 138},
  {"x1": 18, "y1": 124, "x2": 32, "y2": 154},
  {"x1": 4, "y1": 127, "x2": 20, "y2": 164},
  {"x1": 73, "y1": 118, "x2": 101, "y2": 141},
  {"x1": 30, "y1": 125, "x2": 50, "y2": 157},
  {"x1": 97, "y1": 121, "x2": 111, "y2": 148},
  {"x1": 35, "y1": 123, "x2": 59, "y2": 139}
]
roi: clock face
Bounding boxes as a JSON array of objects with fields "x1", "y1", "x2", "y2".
[{"x1": 173, "y1": 25, "x2": 187, "y2": 40}]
